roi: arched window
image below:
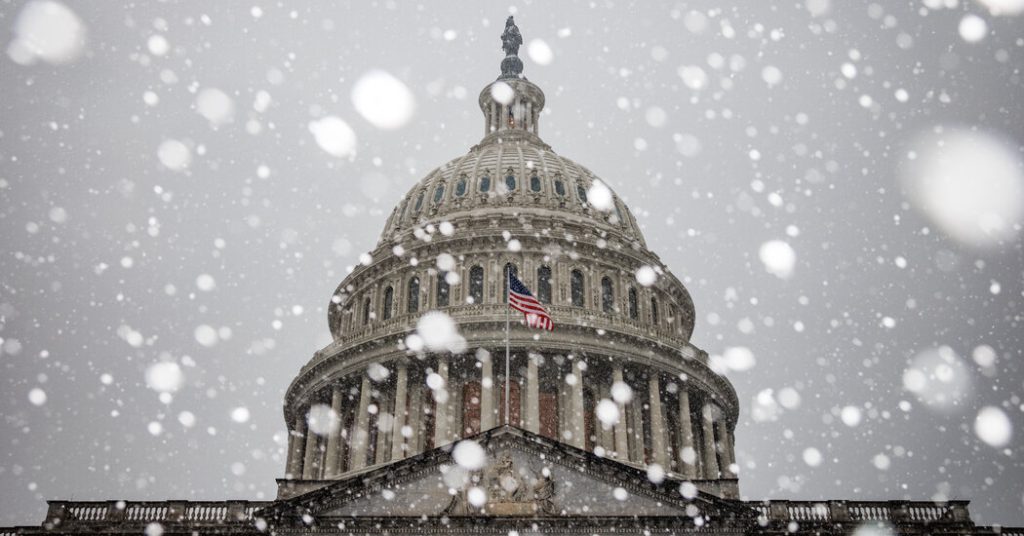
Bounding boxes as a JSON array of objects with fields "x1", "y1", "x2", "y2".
[
  {"x1": 576, "y1": 183, "x2": 588, "y2": 205},
  {"x1": 530, "y1": 173, "x2": 542, "y2": 192},
  {"x1": 362, "y1": 297, "x2": 372, "y2": 325},
  {"x1": 571, "y1": 270, "x2": 585, "y2": 307},
  {"x1": 436, "y1": 272, "x2": 450, "y2": 307},
  {"x1": 382, "y1": 286, "x2": 394, "y2": 320},
  {"x1": 537, "y1": 265, "x2": 552, "y2": 304},
  {"x1": 407, "y1": 277, "x2": 420, "y2": 313},
  {"x1": 502, "y1": 263, "x2": 518, "y2": 303},
  {"x1": 601, "y1": 277, "x2": 615, "y2": 313},
  {"x1": 650, "y1": 296, "x2": 659, "y2": 325},
  {"x1": 554, "y1": 179, "x2": 566, "y2": 197},
  {"x1": 469, "y1": 266, "x2": 484, "y2": 304},
  {"x1": 433, "y1": 184, "x2": 445, "y2": 204},
  {"x1": 505, "y1": 168, "x2": 516, "y2": 192},
  {"x1": 628, "y1": 287, "x2": 638, "y2": 320},
  {"x1": 479, "y1": 174, "x2": 491, "y2": 193},
  {"x1": 455, "y1": 177, "x2": 468, "y2": 197},
  {"x1": 413, "y1": 191, "x2": 425, "y2": 213}
]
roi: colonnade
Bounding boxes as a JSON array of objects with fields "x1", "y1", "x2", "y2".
[{"x1": 285, "y1": 353, "x2": 737, "y2": 482}]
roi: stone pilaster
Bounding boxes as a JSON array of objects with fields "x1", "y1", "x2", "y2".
[{"x1": 323, "y1": 385, "x2": 344, "y2": 478}]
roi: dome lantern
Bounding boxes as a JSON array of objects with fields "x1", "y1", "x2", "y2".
[{"x1": 478, "y1": 16, "x2": 546, "y2": 143}]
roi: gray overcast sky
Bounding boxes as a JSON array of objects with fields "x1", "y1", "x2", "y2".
[{"x1": 2, "y1": 0, "x2": 1023, "y2": 528}]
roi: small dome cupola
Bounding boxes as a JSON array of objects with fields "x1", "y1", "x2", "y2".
[{"x1": 478, "y1": 16, "x2": 546, "y2": 143}]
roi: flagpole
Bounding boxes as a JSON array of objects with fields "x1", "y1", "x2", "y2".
[{"x1": 504, "y1": 269, "x2": 511, "y2": 427}]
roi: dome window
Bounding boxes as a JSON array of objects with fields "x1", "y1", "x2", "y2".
[
  {"x1": 382, "y1": 286, "x2": 394, "y2": 321},
  {"x1": 362, "y1": 297, "x2": 372, "y2": 325},
  {"x1": 455, "y1": 177, "x2": 468, "y2": 197},
  {"x1": 407, "y1": 276, "x2": 420, "y2": 313},
  {"x1": 537, "y1": 265, "x2": 552, "y2": 304},
  {"x1": 576, "y1": 183, "x2": 588, "y2": 205},
  {"x1": 554, "y1": 179, "x2": 566, "y2": 197},
  {"x1": 628, "y1": 287, "x2": 639, "y2": 320},
  {"x1": 530, "y1": 173, "x2": 542, "y2": 192},
  {"x1": 502, "y1": 263, "x2": 519, "y2": 303},
  {"x1": 433, "y1": 184, "x2": 445, "y2": 205},
  {"x1": 436, "y1": 272, "x2": 450, "y2": 307},
  {"x1": 505, "y1": 169, "x2": 517, "y2": 192},
  {"x1": 570, "y1": 269, "x2": 585, "y2": 307},
  {"x1": 413, "y1": 191, "x2": 425, "y2": 213},
  {"x1": 650, "y1": 296, "x2": 659, "y2": 324},
  {"x1": 601, "y1": 277, "x2": 615, "y2": 313},
  {"x1": 479, "y1": 174, "x2": 491, "y2": 193},
  {"x1": 469, "y1": 266, "x2": 484, "y2": 304}
]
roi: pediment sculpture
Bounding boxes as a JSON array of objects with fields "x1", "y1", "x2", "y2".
[{"x1": 442, "y1": 451, "x2": 557, "y2": 516}]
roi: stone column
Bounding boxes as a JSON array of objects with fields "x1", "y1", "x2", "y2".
[
  {"x1": 715, "y1": 418, "x2": 735, "y2": 478},
  {"x1": 570, "y1": 360, "x2": 585, "y2": 448},
  {"x1": 407, "y1": 384, "x2": 424, "y2": 454},
  {"x1": 701, "y1": 403, "x2": 720, "y2": 479},
  {"x1": 286, "y1": 414, "x2": 306, "y2": 479},
  {"x1": 480, "y1": 353, "x2": 496, "y2": 430},
  {"x1": 630, "y1": 395, "x2": 644, "y2": 463},
  {"x1": 648, "y1": 373, "x2": 668, "y2": 468},
  {"x1": 434, "y1": 356, "x2": 450, "y2": 447},
  {"x1": 612, "y1": 365, "x2": 629, "y2": 460},
  {"x1": 375, "y1": 388, "x2": 392, "y2": 465},
  {"x1": 677, "y1": 390, "x2": 698, "y2": 479},
  {"x1": 391, "y1": 362, "x2": 409, "y2": 460},
  {"x1": 597, "y1": 382, "x2": 614, "y2": 452},
  {"x1": 525, "y1": 354, "x2": 540, "y2": 433},
  {"x1": 301, "y1": 406, "x2": 320, "y2": 479},
  {"x1": 323, "y1": 385, "x2": 344, "y2": 477},
  {"x1": 349, "y1": 375, "x2": 372, "y2": 470},
  {"x1": 448, "y1": 374, "x2": 463, "y2": 442}
]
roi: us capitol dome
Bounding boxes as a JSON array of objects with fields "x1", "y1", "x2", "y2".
[
  {"x1": 279, "y1": 16, "x2": 739, "y2": 502},
  {"x1": 8, "y1": 16, "x2": 1018, "y2": 536}
]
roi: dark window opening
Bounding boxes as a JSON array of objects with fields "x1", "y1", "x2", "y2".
[
  {"x1": 469, "y1": 266, "x2": 484, "y2": 304},
  {"x1": 436, "y1": 272, "x2": 450, "y2": 307},
  {"x1": 601, "y1": 277, "x2": 615, "y2": 313},
  {"x1": 407, "y1": 277, "x2": 420, "y2": 313},
  {"x1": 571, "y1": 270, "x2": 585, "y2": 307},
  {"x1": 383, "y1": 287, "x2": 394, "y2": 320},
  {"x1": 537, "y1": 265, "x2": 552, "y2": 304},
  {"x1": 530, "y1": 173, "x2": 542, "y2": 192},
  {"x1": 502, "y1": 263, "x2": 519, "y2": 303}
]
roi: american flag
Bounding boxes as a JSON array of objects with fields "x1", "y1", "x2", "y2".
[{"x1": 508, "y1": 272, "x2": 554, "y2": 331}]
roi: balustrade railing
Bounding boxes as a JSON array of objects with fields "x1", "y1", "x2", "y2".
[
  {"x1": 45, "y1": 498, "x2": 975, "y2": 527},
  {"x1": 46, "y1": 501, "x2": 272, "y2": 525}
]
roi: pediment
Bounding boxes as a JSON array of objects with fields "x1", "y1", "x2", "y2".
[{"x1": 260, "y1": 426, "x2": 755, "y2": 524}]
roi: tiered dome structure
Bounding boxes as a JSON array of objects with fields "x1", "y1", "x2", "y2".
[{"x1": 280, "y1": 17, "x2": 740, "y2": 500}]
